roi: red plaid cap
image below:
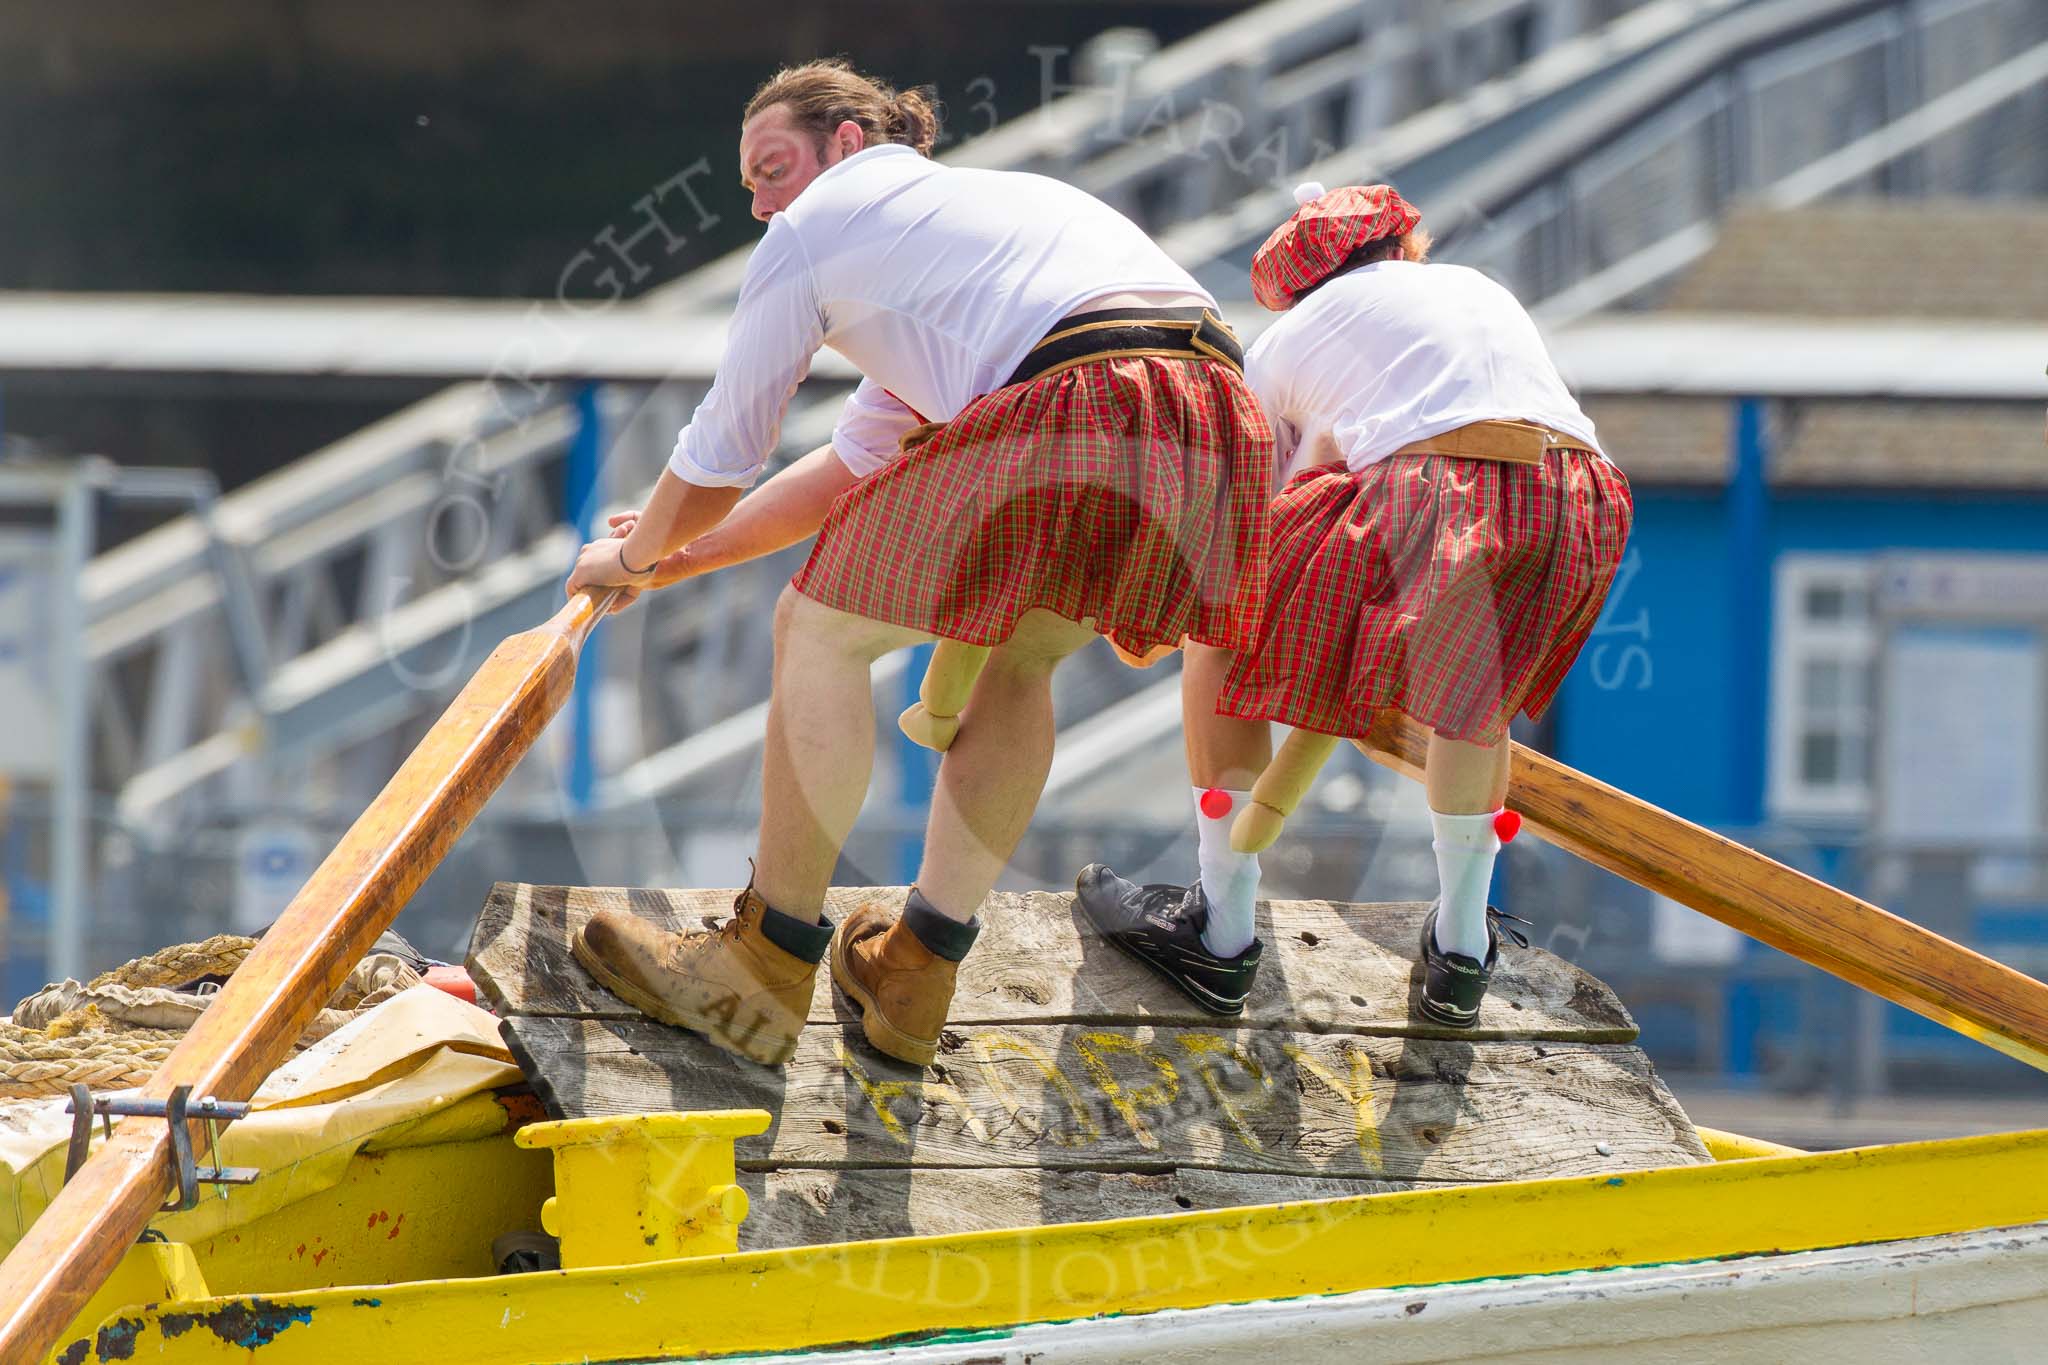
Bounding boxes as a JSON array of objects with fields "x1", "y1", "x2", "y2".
[{"x1": 1250, "y1": 181, "x2": 1422, "y2": 311}]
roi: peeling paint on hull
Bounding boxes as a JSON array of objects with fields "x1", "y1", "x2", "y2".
[{"x1": 152, "y1": 1298, "x2": 315, "y2": 1352}]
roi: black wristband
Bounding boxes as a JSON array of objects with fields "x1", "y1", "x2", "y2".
[{"x1": 617, "y1": 541, "x2": 658, "y2": 577}]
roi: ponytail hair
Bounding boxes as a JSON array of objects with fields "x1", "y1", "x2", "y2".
[{"x1": 745, "y1": 58, "x2": 942, "y2": 158}]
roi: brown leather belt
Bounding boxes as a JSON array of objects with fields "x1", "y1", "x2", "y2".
[
  {"x1": 1006, "y1": 306, "x2": 1244, "y2": 387},
  {"x1": 1390, "y1": 419, "x2": 1593, "y2": 466}
]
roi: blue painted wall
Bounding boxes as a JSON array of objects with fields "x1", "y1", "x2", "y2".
[
  {"x1": 1552, "y1": 488, "x2": 1734, "y2": 824},
  {"x1": 1553, "y1": 484, "x2": 2048, "y2": 827}
]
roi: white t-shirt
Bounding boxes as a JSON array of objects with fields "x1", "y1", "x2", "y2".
[
  {"x1": 1244, "y1": 260, "x2": 1605, "y2": 485},
  {"x1": 667, "y1": 143, "x2": 1211, "y2": 488}
]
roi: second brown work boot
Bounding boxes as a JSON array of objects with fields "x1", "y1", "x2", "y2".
[
  {"x1": 829, "y1": 890, "x2": 976, "y2": 1067},
  {"x1": 572, "y1": 885, "x2": 831, "y2": 1066}
]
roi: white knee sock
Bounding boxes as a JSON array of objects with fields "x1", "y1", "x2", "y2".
[
  {"x1": 1192, "y1": 786, "x2": 1260, "y2": 957},
  {"x1": 1431, "y1": 810, "x2": 1502, "y2": 959}
]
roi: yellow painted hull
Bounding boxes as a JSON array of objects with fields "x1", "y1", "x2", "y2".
[{"x1": 48, "y1": 1123, "x2": 2048, "y2": 1363}]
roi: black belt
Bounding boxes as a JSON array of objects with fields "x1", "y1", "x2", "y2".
[{"x1": 1005, "y1": 306, "x2": 1244, "y2": 387}]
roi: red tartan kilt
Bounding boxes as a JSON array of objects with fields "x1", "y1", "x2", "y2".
[
  {"x1": 1217, "y1": 449, "x2": 1633, "y2": 744},
  {"x1": 791, "y1": 355, "x2": 1271, "y2": 656}
]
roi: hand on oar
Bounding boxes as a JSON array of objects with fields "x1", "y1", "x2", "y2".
[
  {"x1": 1111, "y1": 637, "x2": 1181, "y2": 668},
  {"x1": 565, "y1": 534, "x2": 655, "y2": 611},
  {"x1": 566, "y1": 515, "x2": 682, "y2": 613},
  {"x1": 583, "y1": 512, "x2": 703, "y2": 613}
]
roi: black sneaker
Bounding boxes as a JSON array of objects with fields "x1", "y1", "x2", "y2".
[
  {"x1": 1074, "y1": 864, "x2": 1262, "y2": 1016},
  {"x1": 1417, "y1": 904, "x2": 1530, "y2": 1028}
]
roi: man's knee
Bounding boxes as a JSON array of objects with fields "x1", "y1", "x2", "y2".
[
  {"x1": 772, "y1": 584, "x2": 808, "y2": 644},
  {"x1": 1183, "y1": 640, "x2": 1236, "y2": 678},
  {"x1": 775, "y1": 585, "x2": 927, "y2": 658},
  {"x1": 988, "y1": 609, "x2": 1096, "y2": 674}
]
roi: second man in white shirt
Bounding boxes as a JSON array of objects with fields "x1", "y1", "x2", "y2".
[{"x1": 1078, "y1": 182, "x2": 1634, "y2": 1028}]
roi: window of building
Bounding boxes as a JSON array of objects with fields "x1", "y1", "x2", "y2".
[{"x1": 1770, "y1": 555, "x2": 1877, "y2": 819}]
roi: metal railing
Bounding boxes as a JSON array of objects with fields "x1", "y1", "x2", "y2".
[{"x1": 1452, "y1": 0, "x2": 2048, "y2": 318}]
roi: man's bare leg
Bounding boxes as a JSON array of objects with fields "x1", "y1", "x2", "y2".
[
  {"x1": 1182, "y1": 642, "x2": 1272, "y2": 790},
  {"x1": 1423, "y1": 729, "x2": 1515, "y2": 958},
  {"x1": 1424, "y1": 730, "x2": 1512, "y2": 814},
  {"x1": 827, "y1": 611, "x2": 1094, "y2": 1069},
  {"x1": 913, "y1": 609, "x2": 1100, "y2": 921},
  {"x1": 755, "y1": 587, "x2": 930, "y2": 921},
  {"x1": 1178, "y1": 641, "x2": 1271, "y2": 954}
]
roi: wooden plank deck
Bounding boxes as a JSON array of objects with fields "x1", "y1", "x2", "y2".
[{"x1": 470, "y1": 884, "x2": 1709, "y2": 1249}]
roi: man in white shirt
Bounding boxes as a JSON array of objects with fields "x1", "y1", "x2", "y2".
[
  {"x1": 561, "y1": 60, "x2": 1270, "y2": 1067},
  {"x1": 1078, "y1": 182, "x2": 1633, "y2": 1027}
]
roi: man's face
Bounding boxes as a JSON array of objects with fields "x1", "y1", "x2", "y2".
[{"x1": 740, "y1": 104, "x2": 862, "y2": 223}]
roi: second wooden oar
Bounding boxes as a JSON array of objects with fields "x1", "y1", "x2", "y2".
[
  {"x1": 1353, "y1": 711, "x2": 2048, "y2": 1074},
  {"x1": 0, "y1": 589, "x2": 617, "y2": 1365}
]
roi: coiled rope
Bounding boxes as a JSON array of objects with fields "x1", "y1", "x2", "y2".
[{"x1": 1, "y1": 940, "x2": 420, "y2": 1099}]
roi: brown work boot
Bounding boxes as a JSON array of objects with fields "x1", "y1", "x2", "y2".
[
  {"x1": 572, "y1": 885, "x2": 827, "y2": 1066},
  {"x1": 830, "y1": 891, "x2": 974, "y2": 1067}
]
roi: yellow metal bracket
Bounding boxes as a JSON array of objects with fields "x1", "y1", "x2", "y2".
[{"x1": 513, "y1": 1109, "x2": 769, "y2": 1267}]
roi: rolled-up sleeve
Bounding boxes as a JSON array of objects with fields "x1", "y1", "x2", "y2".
[
  {"x1": 829, "y1": 379, "x2": 922, "y2": 478},
  {"x1": 667, "y1": 219, "x2": 825, "y2": 488}
]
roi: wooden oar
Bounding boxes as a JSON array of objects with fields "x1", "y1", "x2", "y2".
[
  {"x1": 1352, "y1": 711, "x2": 2048, "y2": 1074},
  {"x1": 0, "y1": 589, "x2": 618, "y2": 1364}
]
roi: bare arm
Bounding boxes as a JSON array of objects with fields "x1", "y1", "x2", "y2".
[
  {"x1": 564, "y1": 468, "x2": 742, "y2": 604},
  {"x1": 565, "y1": 444, "x2": 856, "y2": 609},
  {"x1": 644, "y1": 443, "x2": 855, "y2": 581}
]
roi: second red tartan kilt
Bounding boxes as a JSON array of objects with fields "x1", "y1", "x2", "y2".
[
  {"x1": 1217, "y1": 449, "x2": 1634, "y2": 745},
  {"x1": 791, "y1": 355, "x2": 1271, "y2": 656}
]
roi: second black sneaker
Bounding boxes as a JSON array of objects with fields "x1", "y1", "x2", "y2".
[
  {"x1": 1074, "y1": 864, "x2": 1262, "y2": 1016},
  {"x1": 1417, "y1": 904, "x2": 1530, "y2": 1028}
]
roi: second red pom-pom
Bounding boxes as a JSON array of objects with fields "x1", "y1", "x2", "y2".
[
  {"x1": 1494, "y1": 809, "x2": 1522, "y2": 844},
  {"x1": 1199, "y1": 787, "x2": 1234, "y2": 820}
]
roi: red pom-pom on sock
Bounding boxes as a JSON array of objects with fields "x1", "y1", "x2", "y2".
[
  {"x1": 1494, "y1": 809, "x2": 1522, "y2": 844},
  {"x1": 1199, "y1": 787, "x2": 1234, "y2": 820}
]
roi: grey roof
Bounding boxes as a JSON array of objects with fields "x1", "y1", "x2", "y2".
[
  {"x1": 1583, "y1": 395, "x2": 2048, "y2": 491},
  {"x1": 1775, "y1": 400, "x2": 2048, "y2": 489},
  {"x1": 1581, "y1": 397, "x2": 1730, "y2": 485},
  {"x1": 1663, "y1": 198, "x2": 2048, "y2": 323},
  {"x1": 1603, "y1": 198, "x2": 2048, "y2": 489}
]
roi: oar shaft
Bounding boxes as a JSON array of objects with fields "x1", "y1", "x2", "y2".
[
  {"x1": 1353, "y1": 712, "x2": 2048, "y2": 1073},
  {"x1": 0, "y1": 591, "x2": 614, "y2": 1364}
]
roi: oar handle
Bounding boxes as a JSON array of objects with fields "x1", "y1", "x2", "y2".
[
  {"x1": 900, "y1": 641, "x2": 992, "y2": 753},
  {"x1": 553, "y1": 587, "x2": 627, "y2": 647}
]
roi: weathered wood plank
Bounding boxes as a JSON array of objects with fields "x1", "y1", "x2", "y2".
[
  {"x1": 469, "y1": 884, "x2": 1635, "y2": 1043},
  {"x1": 737, "y1": 1167, "x2": 1440, "y2": 1250},
  {"x1": 502, "y1": 1015, "x2": 1708, "y2": 1184}
]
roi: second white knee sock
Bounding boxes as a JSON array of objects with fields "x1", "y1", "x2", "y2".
[
  {"x1": 1431, "y1": 810, "x2": 1502, "y2": 960},
  {"x1": 1193, "y1": 786, "x2": 1260, "y2": 957}
]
